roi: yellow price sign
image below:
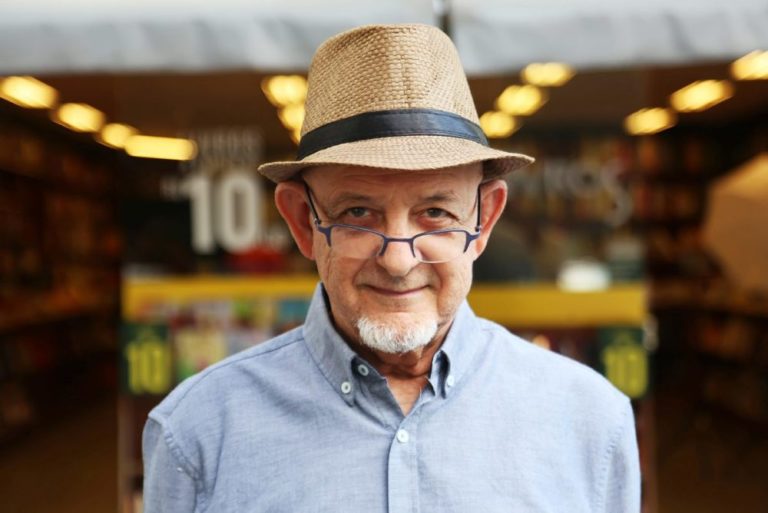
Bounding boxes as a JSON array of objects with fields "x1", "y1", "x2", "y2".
[
  {"x1": 122, "y1": 325, "x2": 172, "y2": 395},
  {"x1": 599, "y1": 328, "x2": 649, "y2": 399}
]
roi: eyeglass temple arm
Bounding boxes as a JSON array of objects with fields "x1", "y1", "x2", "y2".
[
  {"x1": 475, "y1": 184, "x2": 483, "y2": 232},
  {"x1": 303, "y1": 182, "x2": 323, "y2": 225}
]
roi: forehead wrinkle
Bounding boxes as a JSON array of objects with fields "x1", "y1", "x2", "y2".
[
  {"x1": 304, "y1": 164, "x2": 481, "y2": 187},
  {"x1": 324, "y1": 191, "x2": 379, "y2": 211},
  {"x1": 419, "y1": 190, "x2": 463, "y2": 204}
]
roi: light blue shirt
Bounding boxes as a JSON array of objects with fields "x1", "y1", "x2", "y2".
[{"x1": 143, "y1": 284, "x2": 641, "y2": 512}]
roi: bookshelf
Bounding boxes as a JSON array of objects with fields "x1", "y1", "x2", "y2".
[{"x1": 0, "y1": 101, "x2": 121, "y2": 445}]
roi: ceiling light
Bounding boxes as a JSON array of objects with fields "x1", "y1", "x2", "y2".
[
  {"x1": 290, "y1": 128, "x2": 301, "y2": 145},
  {"x1": 669, "y1": 80, "x2": 734, "y2": 113},
  {"x1": 521, "y1": 63, "x2": 575, "y2": 87},
  {"x1": 278, "y1": 104, "x2": 305, "y2": 131},
  {"x1": 53, "y1": 103, "x2": 106, "y2": 132},
  {"x1": 495, "y1": 85, "x2": 548, "y2": 116},
  {"x1": 479, "y1": 111, "x2": 518, "y2": 138},
  {"x1": 99, "y1": 123, "x2": 138, "y2": 149},
  {"x1": 624, "y1": 108, "x2": 676, "y2": 135},
  {"x1": 731, "y1": 50, "x2": 768, "y2": 80},
  {"x1": 125, "y1": 135, "x2": 197, "y2": 161},
  {"x1": 0, "y1": 76, "x2": 58, "y2": 108},
  {"x1": 261, "y1": 75, "x2": 308, "y2": 107}
]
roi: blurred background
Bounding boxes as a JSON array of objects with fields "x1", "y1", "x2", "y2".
[{"x1": 1, "y1": 1, "x2": 767, "y2": 511}]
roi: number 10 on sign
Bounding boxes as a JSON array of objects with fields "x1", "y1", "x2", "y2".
[
  {"x1": 121, "y1": 325, "x2": 172, "y2": 395},
  {"x1": 186, "y1": 170, "x2": 265, "y2": 254}
]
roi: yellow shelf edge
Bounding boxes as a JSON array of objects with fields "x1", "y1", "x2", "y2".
[
  {"x1": 123, "y1": 275, "x2": 646, "y2": 326},
  {"x1": 468, "y1": 283, "x2": 646, "y2": 327},
  {"x1": 122, "y1": 275, "x2": 319, "y2": 317}
]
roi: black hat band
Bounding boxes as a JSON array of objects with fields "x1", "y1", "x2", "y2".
[{"x1": 296, "y1": 108, "x2": 489, "y2": 160}]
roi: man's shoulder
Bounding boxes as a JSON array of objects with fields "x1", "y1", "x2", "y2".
[
  {"x1": 476, "y1": 317, "x2": 628, "y2": 414},
  {"x1": 149, "y1": 325, "x2": 306, "y2": 424}
]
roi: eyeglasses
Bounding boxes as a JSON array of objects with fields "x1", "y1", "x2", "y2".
[{"x1": 303, "y1": 182, "x2": 482, "y2": 264}]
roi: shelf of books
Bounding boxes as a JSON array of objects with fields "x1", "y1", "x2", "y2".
[
  {"x1": 635, "y1": 130, "x2": 768, "y2": 473},
  {"x1": 0, "y1": 101, "x2": 121, "y2": 447}
]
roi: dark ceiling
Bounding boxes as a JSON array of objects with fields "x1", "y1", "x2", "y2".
[{"x1": 32, "y1": 62, "x2": 768, "y2": 159}]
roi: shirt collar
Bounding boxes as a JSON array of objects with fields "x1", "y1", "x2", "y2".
[
  {"x1": 431, "y1": 298, "x2": 482, "y2": 396},
  {"x1": 302, "y1": 283, "x2": 483, "y2": 402},
  {"x1": 302, "y1": 284, "x2": 359, "y2": 405}
]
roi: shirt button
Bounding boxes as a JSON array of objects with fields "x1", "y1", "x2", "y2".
[
  {"x1": 340, "y1": 381, "x2": 352, "y2": 394},
  {"x1": 396, "y1": 429, "x2": 410, "y2": 444},
  {"x1": 176, "y1": 467, "x2": 183, "y2": 473},
  {"x1": 357, "y1": 364, "x2": 370, "y2": 376},
  {"x1": 446, "y1": 375, "x2": 455, "y2": 387}
]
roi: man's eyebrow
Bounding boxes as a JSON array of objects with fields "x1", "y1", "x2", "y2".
[
  {"x1": 325, "y1": 190, "x2": 465, "y2": 210},
  {"x1": 331, "y1": 192, "x2": 374, "y2": 202}
]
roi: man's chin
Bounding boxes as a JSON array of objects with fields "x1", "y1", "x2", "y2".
[{"x1": 355, "y1": 315, "x2": 438, "y2": 355}]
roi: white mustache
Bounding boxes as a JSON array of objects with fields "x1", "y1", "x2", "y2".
[
  {"x1": 357, "y1": 268, "x2": 434, "y2": 292},
  {"x1": 367, "y1": 284, "x2": 428, "y2": 291}
]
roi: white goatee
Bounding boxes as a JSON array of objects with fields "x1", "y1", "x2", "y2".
[{"x1": 355, "y1": 316, "x2": 438, "y2": 354}]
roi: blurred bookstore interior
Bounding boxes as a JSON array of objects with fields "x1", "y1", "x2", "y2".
[{"x1": 1, "y1": 1, "x2": 768, "y2": 512}]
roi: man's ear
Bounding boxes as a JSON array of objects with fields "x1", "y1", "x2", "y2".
[
  {"x1": 274, "y1": 181, "x2": 315, "y2": 260},
  {"x1": 470, "y1": 179, "x2": 508, "y2": 259}
]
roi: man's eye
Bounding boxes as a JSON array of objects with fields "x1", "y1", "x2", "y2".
[
  {"x1": 345, "y1": 207, "x2": 369, "y2": 218},
  {"x1": 424, "y1": 208, "x2": 451, "y2": 219}
]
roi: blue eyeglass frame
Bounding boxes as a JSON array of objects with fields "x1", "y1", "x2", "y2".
[{"x1": 303, "y1": 182, "x2": 483, "y2": 260}]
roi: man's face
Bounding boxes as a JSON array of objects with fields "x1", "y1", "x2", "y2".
[{"x1": 301, "y1": 164, "x2": 487, "y2": 353}]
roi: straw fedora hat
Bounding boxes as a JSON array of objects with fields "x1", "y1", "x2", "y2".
[{"x1": 258, "y1": 23, "x2": 534, "y2": 182}]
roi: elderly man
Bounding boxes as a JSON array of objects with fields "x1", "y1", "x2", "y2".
[{"x1": 143, "y1": 24, "x2": 641, "y2": 512}]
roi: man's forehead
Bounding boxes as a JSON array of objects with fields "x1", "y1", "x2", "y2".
[{"x1": 302, "y1": 163, "x2": 483, "y2": 188}]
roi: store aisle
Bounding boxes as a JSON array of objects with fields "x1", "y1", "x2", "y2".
[
  {"x1": 0, "y1": 400, "x2": 117, "y2": 513},
  {"x1": 655, "y1": 379, "x2": 768, "y2": 513}
]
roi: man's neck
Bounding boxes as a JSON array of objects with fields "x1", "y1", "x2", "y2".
[
  {"x1": 348, "y1": 336, "x2": 441, "y2": 380},
  {"x1": 341, "y1": 323, "x2": 452, "y2": 415}
]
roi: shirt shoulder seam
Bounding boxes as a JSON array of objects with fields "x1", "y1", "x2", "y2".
[
  {"x1": 148, "y1": 416, "x2": 208, "y2": 511},
  {"x1": 595, "y1": 398, "x2": 631, "y2": 512},
  {"x1": 147, "y1": 330, "x2": 305, "y2": 484}
]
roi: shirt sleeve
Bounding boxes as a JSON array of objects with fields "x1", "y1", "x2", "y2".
[
  {"x1": 142, "y1": 417, "x2": 200, "y2": 513},
  {"x1": 600, "y1": 399, "x2": 642, "y2": 513}
]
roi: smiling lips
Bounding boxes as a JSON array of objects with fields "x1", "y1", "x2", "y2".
[{"x1": 365, "y1": 284, "x2": 428, "y2": 297}]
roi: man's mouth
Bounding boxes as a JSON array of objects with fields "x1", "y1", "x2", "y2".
[{"x1": 364, "y1": 285, "x2": 428, "y2": 297}]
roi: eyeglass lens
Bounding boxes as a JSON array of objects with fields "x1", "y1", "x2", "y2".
[{"x1": 330, "y1": 226, "x2": 466, "y2": 263}]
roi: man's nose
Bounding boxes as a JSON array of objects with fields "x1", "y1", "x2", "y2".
[{"x1": 375, "y1": 238, "x2": 420, "y2": 277}]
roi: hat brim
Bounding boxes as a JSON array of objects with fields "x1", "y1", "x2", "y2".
[{"x1": 258, "y1": 135, "x2": 534, "y2": 182}]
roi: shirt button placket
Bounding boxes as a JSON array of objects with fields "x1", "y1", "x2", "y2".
[{"x1": 387, "y1": 422, "x2": 419, "y2": 513}]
